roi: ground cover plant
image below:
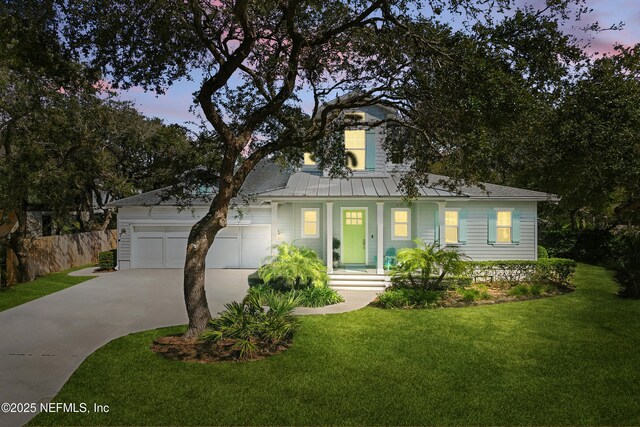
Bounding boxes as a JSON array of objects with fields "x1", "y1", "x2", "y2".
[
  {"x1": 0, "y1": 265, "x2": 95, "y2": 312},
  {"x1": 30, "y1": 264, "x2": 640, "y2": 426},
  {"x1": 152, "y1": 291, "x2": 300, "y2": 363},
  {"x1": 250, "y1": 243, "x2": 343, "y2": 307}
]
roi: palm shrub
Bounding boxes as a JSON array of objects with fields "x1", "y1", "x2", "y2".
[
  {"x1": 247, "y1": 284, "x2": 344, "y2": 308},
  {"x1": 392, "y1": 239, "x2": 468, "y2": 289},
  {"x1": 258, "y1": 242, "x2": 328, "y2": 290},
  {"x1": 200, "y1": 291, "x2": 300, "y2": 360}
]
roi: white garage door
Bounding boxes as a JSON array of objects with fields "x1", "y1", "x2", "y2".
[{"x1": 131, "y1": 225, "x2": 271, "y2": 269}]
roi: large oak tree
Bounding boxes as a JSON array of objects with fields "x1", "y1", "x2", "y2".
[{"x1": 58, "y1": 0, "x2": 590, "y2": 336}]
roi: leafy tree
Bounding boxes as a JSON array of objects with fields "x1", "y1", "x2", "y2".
[
  {"x1": 57, "y1": 0, "x2": 593, "y2": 337},
  {"x1": 0, "y1": 0, "x2": 194, "y2": 283}
]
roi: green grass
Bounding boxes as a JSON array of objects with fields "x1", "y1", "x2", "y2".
[
  {"x1": 0, "y1": 265, "x2": 95, "y2": 312},
  {"x1": 30, "y1": 264, "x2": 640, "y2": 426}
]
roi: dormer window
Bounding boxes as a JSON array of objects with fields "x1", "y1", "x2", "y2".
[
  {"x1": 345, "y1": 129, "x2": 366, "y2": 170},
  {"x1": 303, "y1": 152, "x2": 316, "y2": 166}
]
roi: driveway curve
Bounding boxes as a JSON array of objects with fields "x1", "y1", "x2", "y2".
[{"x1": 0, "y1": 268, "x2": 377, "y2": 426}]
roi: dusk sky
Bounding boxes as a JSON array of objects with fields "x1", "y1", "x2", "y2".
[{"x1": 115, "y1": 0, "x2": 640, "y2": 128}]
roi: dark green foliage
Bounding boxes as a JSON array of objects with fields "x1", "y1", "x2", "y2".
[
  {"x1": 258, "y1": 243, "x2": 328, "y2": 291},
  {"x1": 611, "y1": 228, "x2": 640, "y2": 299},
  {"x1": 537, "y1": 245, "x2": 549, "y2": 259},
  {"x1": 373, "y1": 288, "x2": 442, "y2": 309},
  {"x1": 392, "y1": 239, "x2": 467, "y2": 289},
  {"x1": 98, "y1": 250, "x2": 117, "y2": 270},
  {"x1": 540, "y1": 229, "x2": 613, "y2": 262},
  {"x1": 200, "y1": 291, "x2": 300, "y2": 360},
  {"x1": 391, "y1": 276, "x2": 472, "y2": 290},
  {"x1": 467, "y1": 258, "x2": 576, "y2": 286},
  {"x1": 508, "y1": 283, "x2": 554, "y2": 297},
  {"x1": 247, "y1": 284, "x2": 343, "y2": 308},
  {"x1": 458, "y1": 285, "x2": 490, "y2": 302}
]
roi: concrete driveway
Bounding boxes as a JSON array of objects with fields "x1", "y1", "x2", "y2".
[{"x1": 0, "y1": 268, "x2": 377, "y2": 426}]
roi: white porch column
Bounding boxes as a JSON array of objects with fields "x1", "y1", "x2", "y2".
[
  {"x1": 376, "y1": 202, "x2": 384, "y2": 274},
  {"x1": 270, "y1": 201, "x2": 278, "y2": 255},
  {"x1": 438, "y1": 201, "x2": 446, "y2": 248},
  {"x1": 326, "y1": 202, "x2": 334, "y2": 274}
]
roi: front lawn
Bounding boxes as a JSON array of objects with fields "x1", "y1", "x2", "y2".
[
  {"x1": 31, "y1": 264, "x2": 640, "y2": 425},
  {"x1": 0, "y1": 265, "x2": 96, "y2": 312}
]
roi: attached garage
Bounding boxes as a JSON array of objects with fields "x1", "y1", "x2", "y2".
[{"x1": 130, "y1": 224, "x2": 271, "y2": 269}]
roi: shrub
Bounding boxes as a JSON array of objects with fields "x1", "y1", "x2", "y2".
[
  {"x1": 98, "y1": 249, "x2": 116, "y2": 270},
  {"x1": 247, "y1": 284, "x2": 344, "y2": 308},
  {"x1": 467, "y1": 258, "x2": 576, "y2": 287},
  {"x1": 537, "y1": 245, "x2": 549, "y2": 259},
  {"x1": 258, "y1": 242, "x2": 328, "y2": 290},
  {"x1": 392, "y1": 239, "x2": 468, "y2": 289},
  {"x1": 373, "y1": 288, "x2": 442, "y2": 309},
  {"x1": 508, "y1": 283, "x2": 554, "y2": 297},
  {"x1": 200, "y1": 291, "x2": 300, "y2": 360},
  {"x1": 458, "y1": 285, "x2": 490, "y2": 302},
  {"x1": 611, "y1": 227, "x2": 640, "y2": 299}
]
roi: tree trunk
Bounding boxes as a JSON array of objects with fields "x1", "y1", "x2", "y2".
[{"x1": 183, "y1": 207, "x2": 228, "y2": 338}]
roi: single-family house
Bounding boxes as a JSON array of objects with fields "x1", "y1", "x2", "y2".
[{"x1": 108, "y1": 105, "x2": 554, "y2": 289}]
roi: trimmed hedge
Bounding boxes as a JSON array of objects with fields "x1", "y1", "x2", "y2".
[
  {"x1": 98, "y1": 249, "x2": 117, "y2": 270},
  {"x1": 466, "y1": 258, "x2": 576, "y2": 286},
  {"x1": 391, "y1": 276, "x2": 472, "y2": 290}
]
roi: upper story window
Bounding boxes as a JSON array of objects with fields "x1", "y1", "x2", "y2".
[
  {"x1": 345, "y1": 129, "x2": 366, "y2": 170},
  {"x1": 391, "y1": 208, "x2": 410, "y2": 240},
  {"x1": 303, "y1": 152, "x2": 316, "y2": 166},
  {"x1": 496, "y1": 210, "x2": 512, "y2": 243},
  {"x1": 301, "y1": 208, "x2": 319, "y2": 238},
  {"x1": 445, "y1": 210, "x2": 459, "y2": 244}
]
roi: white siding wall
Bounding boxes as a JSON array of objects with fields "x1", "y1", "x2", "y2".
[
  {"x1": 275, "y1": 202, "x2": 325, "y2": 261},
  {"x1": 117, "y1": 205, "x2": 271, "y2": 266}
]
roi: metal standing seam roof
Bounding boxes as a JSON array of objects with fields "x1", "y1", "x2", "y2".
[
  {"x1": 108, "y1": 162, "x2": 556, "y2": 208},
  {"x1": 257, "y1": 172, "x2": 465, "y2": 197}
]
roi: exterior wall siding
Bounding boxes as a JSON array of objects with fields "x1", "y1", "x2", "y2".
[{"x1": 278, "y1": 199, "x2": 537, "y2": 264}]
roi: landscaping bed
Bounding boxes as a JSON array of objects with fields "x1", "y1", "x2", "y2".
[{"x1": 372, "y1": 281, "x2": 573, "y2": 309}]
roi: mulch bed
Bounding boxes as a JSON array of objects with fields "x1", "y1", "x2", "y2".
[
  {"x1": 151, "y1": 335, "x2": 291, "y2": 363},
  {"x1": 438, "y1": 284, "x2": 574, "y2": 308}
]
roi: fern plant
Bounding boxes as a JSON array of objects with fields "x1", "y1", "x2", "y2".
[
  {"x1": 259, "y1": 242, "x2": 328, "y2": 290},
  {"x1": 392, "y1": 239, "x2": 468, "y2": 289}
]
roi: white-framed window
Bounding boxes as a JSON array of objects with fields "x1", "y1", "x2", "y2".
[
  {"x1": 445, "y1": 209, "x2": 459, "y2": 244},
  {"x1": 303, "y1": 152, "x2": 315, "y2": 166},
  {"x1": 391, "y1": 208, "x2": 411, "y2": 240},
  {"x1": 345, "y1": 129, "x2": 366, "y2": 171},
  {"x1": 496, "y1": 210, "x2": 513, "y2": 243},
  {"x1": 301, "y1": 208, "x2": 319, "y2": 238}
]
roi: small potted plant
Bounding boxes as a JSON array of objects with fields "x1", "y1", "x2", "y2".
[{"x1": 333, "y1": 238, "x2": 341, "y2": 268}]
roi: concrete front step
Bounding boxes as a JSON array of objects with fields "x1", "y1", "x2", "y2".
[{"x1": 328, "y1": 273, "x2": 390, "y2": 291}]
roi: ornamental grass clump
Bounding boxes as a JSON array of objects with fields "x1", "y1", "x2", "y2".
[{"x1": 200, "y1": 291, "x2": 300, "y2": 361}]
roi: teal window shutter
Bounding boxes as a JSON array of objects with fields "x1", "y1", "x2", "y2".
[
  {"x1": 459, "y1": 209, "x2": 468, "y2": 244},
  {"x1": 512, "y1": 209, "x2": 521, "y2": 244},
  {"x1": 487, "y1": 210, "x2": 497, "y2": 244},
  {"x1": 434, "y1": 210, "x2": 440, "y2": 244},
  {"x1": 365, "y1": 129, "x2": 376, "y2": 170}
]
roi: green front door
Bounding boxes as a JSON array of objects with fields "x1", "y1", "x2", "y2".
[{"x1": 342, "y1": 209, "x2": 366, "y2": 264}]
